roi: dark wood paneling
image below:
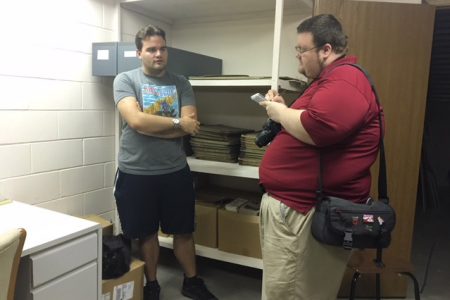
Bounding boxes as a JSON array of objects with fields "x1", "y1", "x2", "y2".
[
  {"x1": 314, "y1": 0, "x2": 435, "y2": 297},
  {"x1": 428, "y1": 9, "x2": 450, "y2": 102}
]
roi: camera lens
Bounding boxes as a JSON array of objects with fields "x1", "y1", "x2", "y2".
[{"x1": 255, "y1": 119, "x2": 281, "y2": 147}]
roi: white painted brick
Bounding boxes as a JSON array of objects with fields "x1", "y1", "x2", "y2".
[
  {"x1": 0, "y1": 0, "x2": 120, "y2": 217},
  {"x1": 104, "y1": 162, "x2": 116, "y2": 188},
  {"x1": 60, "y1": 165, "x2": 104, "y2": 197},
  {"x1": 29, "y1": 79, "x2": 82, "y2": 110},
  {"x1": 0, "y1": 145, "x2": 31, "y2": 180},
  {"x1": 37, "y1": 194, "x2": 84, "y2": 216},
  {"x1": 121, "y1": 33, "x2": 134, "y2": 43},
  {"x1": 82, "y1": 82, "x2": 114, "y2": 110},
  {"x1": 0, "y1": 0, "x2": 115, "y2": 82},
  {"x1": 49, "y1": 49, "x2": 95, "y2": 83},
  {"x1": 84, "y1": 187, "x2": 115, "y2": 215},
  {"x1": 77, "y1": 0, "x2": 103, "y2": 27},
  {"x1": 103, "y1": 111, "x2": 116, "y2": 136},
  {"x1": 84, "y1": 137, "x2": 115, "y2": 165},
  {"x1": 0, "y1": 76, "x2": 29, "y2": 110},
  {"x1": 0, "y1": 172, "x2": 60, "y2": 205},
  {"x1": 0, "y1": 46, "x2": 98, "y2": 83},
  {"x1": 0, "y1": 111, "x2": 58, "y2": 145},
  {"x1": 37, "y1": 23, "x2": 116, "y2": 54},
  {"x1": 103, "y1": 1, "x2": 119, "y2": 31},
  {"x1": 0, "y1": 76, "x2": 82, "y2": 110},
  {"x1": 121, "y1": 8, "x2": 170, "y2": 38},
  {"x1": 90, "y1": 27, "x2": 117, "y2": 52},
  {"x1": 58, "y1": 111, "x2": 103, "y2": 139},
  {"x1": 31, "y1": 140, "x2": 83, "y2": 173}
]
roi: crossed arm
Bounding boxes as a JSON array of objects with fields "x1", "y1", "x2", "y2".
[{"x1": 117, "y1": 96, "x2": 200, "y2": 139}]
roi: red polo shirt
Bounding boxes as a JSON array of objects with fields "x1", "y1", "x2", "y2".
[{"x1": 259, "y1": 56, "x2": 382, "y2": 214}]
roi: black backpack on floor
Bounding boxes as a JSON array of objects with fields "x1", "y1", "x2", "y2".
[{"x1": 102, "y1": 234, "x2": 131, "y2": 279}]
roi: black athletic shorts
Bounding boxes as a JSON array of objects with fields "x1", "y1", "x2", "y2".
[{"x1": 114, "y1": 165, "x2": 195, "y2": 239}]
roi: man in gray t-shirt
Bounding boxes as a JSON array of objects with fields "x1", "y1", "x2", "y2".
[
  {"x1": 113, "y1": 24, "x2": 217, "y2": 300},
  {"x1": 114, "y1": 68, "x2": 195, "y2": 175}
]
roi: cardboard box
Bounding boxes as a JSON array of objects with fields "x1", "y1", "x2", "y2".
[
  {"x1": 102, "y1": 258, "x2": 145, "y2": 300},
  {"x1": 158, "y1": 202, "x2": 219, "y2": 248},
  {"x1": 82, "y1": 214, "x2": 113, "y2": 236},
  {"x1": 218, "y1": 209, "x2": 262, "y2": 258},
  {"x1": 194, "y1": 202, "x2": 218, "y2": 248}
]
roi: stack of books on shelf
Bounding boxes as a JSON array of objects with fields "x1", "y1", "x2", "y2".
[
  {"x1": 190, "y1": 124, "x2": 252, "y2": 163},
  {"x1": 238, "y1": 132, "x2": 268, "y2": 167}
]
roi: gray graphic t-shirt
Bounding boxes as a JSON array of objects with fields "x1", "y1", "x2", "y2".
[{"x1": 113, "y1": 68, "x2": 195, "y2": 175}]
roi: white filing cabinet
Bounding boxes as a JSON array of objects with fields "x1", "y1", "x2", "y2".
[{"x1": 0, "y1": 201, "x2": 101, "y2": 300}]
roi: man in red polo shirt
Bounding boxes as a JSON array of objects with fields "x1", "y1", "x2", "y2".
[{"x1": 258, "y1": 14, "x2": 382, "y2": 300}]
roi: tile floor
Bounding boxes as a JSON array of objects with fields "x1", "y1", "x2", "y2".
[{"x1": 153, "y1": 197, "x2": 450, "y2": 300}]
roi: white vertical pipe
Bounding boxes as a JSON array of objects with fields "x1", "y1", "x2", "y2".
[
  {"x1": 271, "y1": 0, "x2": 284, "y2": 91},
  {"x1": 114, "y1": 0, "x2": 122, "y2": 235},
  {"x1": 263, "y1": 3, "x2": 285, "y2": 298}
]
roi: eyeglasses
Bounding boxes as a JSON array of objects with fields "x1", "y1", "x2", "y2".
[{"x1": 294, "y1": 45, "x2": 322, "y2": 54}]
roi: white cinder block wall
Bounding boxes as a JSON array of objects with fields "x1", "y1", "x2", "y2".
[
  {"x1": 0, "y1": 0, "x2": 120, "y2": 221},
  {"x1": 120, "y1": 9, "x2": 173, "y2": 44}
]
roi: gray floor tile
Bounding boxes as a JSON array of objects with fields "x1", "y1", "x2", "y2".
[
  {"x1": 153, "y1": 195, "x2": 450, "y2": 299},
  {"x1": 157, "y1": 248, "x2": 262, "y2": 299}
]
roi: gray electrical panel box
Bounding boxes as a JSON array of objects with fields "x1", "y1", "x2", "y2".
[
  {"x1": 117, "y1": 43, "x2": 140, "y2": 74},
  {"x1": 92, "y1": 42, "x2": 222, "y2": 77},
  {"x1": 92, "y1": 43, "x2": 118, "y2": 76}
]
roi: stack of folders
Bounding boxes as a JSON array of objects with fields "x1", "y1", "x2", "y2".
[
  {"x1": 224, "y1": 198, "x2": 260, "y2": 216},
  {"x1": 190, "y1": 124, "x2": 253, "y2": 163},
  {"x1": 238, "y1": 132, "x2": 268, "y2": 167}
]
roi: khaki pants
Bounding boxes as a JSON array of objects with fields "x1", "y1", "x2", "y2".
[{"x1": 259, "y1": 193, "x2": 351, "y2": 300}]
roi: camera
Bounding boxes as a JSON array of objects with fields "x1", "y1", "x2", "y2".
[{"x1": 255, "y1": 119, "x2": 282, "y2": 147}]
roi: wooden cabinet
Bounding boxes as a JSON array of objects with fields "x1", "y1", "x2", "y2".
[{"x1": 314, "y1": 0, "x2": 435, "y2": 297}]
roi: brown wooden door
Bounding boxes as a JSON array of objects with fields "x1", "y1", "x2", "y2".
[{"x1": 313, "y1": 0, "x2": 435, "y2": 297}]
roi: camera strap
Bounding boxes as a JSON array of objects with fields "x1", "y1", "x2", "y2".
[{"x1": 316, "y1": 63, "x2": 388, "y2": 204}]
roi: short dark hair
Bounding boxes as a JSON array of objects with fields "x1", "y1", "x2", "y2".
[
  {"x1": 135, "y1": 24, "x2": 166, "y2": 51},
  {"x1": 297, "y1": 14, "x2": 348, "y2": 54}
]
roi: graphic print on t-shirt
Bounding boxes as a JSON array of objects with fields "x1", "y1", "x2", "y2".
[{"x1": 142, "y1": 84, "x2": 179, "y2": 117}]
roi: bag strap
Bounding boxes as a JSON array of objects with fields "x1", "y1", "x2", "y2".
[{"x1": 316, "y1": 63, "x2": 389, "y2": 204}]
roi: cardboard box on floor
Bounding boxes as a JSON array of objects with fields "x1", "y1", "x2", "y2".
[
  {"x1": 158, "y1": 201, "x2": 221, "y2": 249},
  {"x1": 218, "y1": 208, "x2": 262, "y2": 258},
  {"x1": 82, "y1": 214, "x2": 114, "y2": 236},
  {"x1": 194, "y1": 202, "x2": 219, "y2": 248},
  {"x1": 102, "y1": 258, "x2": 145, "y2": 300}
]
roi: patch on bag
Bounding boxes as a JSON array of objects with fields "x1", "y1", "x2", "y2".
[
  {"x1": 363, "y1": 214, "x2": 374, "y2": 223},
  {"x1": 352, "y1": 216, "x2": 359, "y2": 225}
]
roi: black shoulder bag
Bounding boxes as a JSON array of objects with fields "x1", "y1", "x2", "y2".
[
  {"x1": 311, "y1": 64, "x2": 396, "y2": 250},
  {"x1": 102, "y1": 234, "x2": 131, "y2": 279}
]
